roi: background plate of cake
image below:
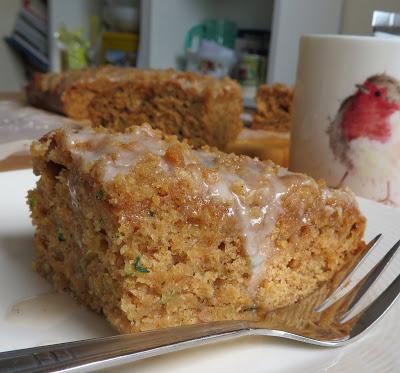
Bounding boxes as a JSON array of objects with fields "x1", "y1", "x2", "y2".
[{"x1": 0, "y1": 167, "x2": 399, "y2": 373}]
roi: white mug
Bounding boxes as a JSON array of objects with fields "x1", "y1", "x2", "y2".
[{"x1": 289, "y1": 35, "x2": 400, "y2": 206}]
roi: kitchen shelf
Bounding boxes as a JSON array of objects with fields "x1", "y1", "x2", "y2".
[
  {"x1": 47, "y1": 0, "x2": 343, "y2": 85},
  {"x1": 138, "y1": 0, "x2": 343, "y2": 85}
]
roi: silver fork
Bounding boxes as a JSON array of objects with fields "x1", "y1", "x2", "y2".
[{"x1": 1, "y1": 234, "x2": 400, "y2": 373}]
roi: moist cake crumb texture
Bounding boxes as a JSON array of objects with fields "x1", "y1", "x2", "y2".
[{"x1": 28, "y1": 123, "x2": 365, "y2": 333}]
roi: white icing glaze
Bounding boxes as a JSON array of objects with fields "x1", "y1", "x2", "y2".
[
  {"x1": 202, "y1": 161, "x2": 315, "y2": 292},
  {"x1": 63, "y1": 125, "x2": 169, "y2": 181},
  {"x1": 60, "y1": 125, "x2": 348, "y2": 294}
]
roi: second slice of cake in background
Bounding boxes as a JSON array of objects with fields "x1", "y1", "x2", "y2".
[
  {"x1": 26, "y1": 66, "x2": 243, "y2": 150},
  {"x1": 227, "y1": 83, "x2": 293, "y2": 167},
  {"x1": 252, "y1": 83, "x2": 293, "y2": 131}
]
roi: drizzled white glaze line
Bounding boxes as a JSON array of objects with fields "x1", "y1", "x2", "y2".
[
  {"x1": 204, "y1": 167, "x2": 314, "y2": 294},
  {"x1": 63, "y1": 125, "x2": 168, "y2": 181}
]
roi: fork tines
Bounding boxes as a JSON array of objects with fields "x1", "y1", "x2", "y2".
[{"x1": 315, "y1": 234, "x2": 400, "y2": 326}]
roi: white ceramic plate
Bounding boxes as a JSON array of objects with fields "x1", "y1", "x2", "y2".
[{"x1": 1, "y1": 169, "x2": 399, "y2": 373}]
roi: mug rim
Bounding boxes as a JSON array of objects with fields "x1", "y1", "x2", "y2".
[{"x1": 301, "y1": 34, "x2": 400, "y2": 45}]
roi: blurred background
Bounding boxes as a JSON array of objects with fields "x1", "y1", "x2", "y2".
[{"x1": 1, "y1": 0, "x2": 400, "y2": 100}]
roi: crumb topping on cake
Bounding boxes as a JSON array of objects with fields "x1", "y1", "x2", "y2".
[{"x1": 40, "y1": 66, "x2": 234, "y2": 97}]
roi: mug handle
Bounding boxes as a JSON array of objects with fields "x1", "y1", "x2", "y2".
[{"x1": 184, "y1": 24, "x2": 205, "y2": 50}]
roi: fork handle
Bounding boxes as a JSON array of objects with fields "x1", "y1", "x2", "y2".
[{"x1": 0, "y1": 321, "x2": 250, "y2": 373}]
